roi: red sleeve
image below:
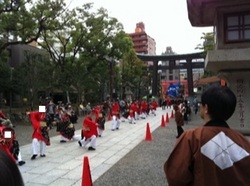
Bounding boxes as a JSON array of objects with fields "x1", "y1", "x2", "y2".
[
  {"x1": 29, "y1": 112, "x2": 41, "y2": 130},
  {"x1": 0, "y1": 111, "x2": 6, "y2": 119}
]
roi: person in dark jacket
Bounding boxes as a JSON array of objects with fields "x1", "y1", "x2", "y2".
[{"x1": 173, "y1": 104, "x2": 184, "y2": 138}]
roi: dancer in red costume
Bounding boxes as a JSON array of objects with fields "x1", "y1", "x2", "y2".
[
  {"x1": 0, "y1": 125, "x2": 25, "y2": 166},
  {"x1": 78, "y1": 111, "x2": 98, "y2": 150},
  {"x1": 140, "y1": 99, "x2": 148, "y2": 119},
  {"x1": 56, "y1": 109, "x2": 80, "y2": 143},
  {"x1": 0, "y1": 110, "x2": 25, "y2": 166},
  {"x1": 111, "y1": 99, "x2": 121, "y2": 131},
  {"x1": 128, "y1": 101, "x2": 137, "y2": 124},
  {"x1": 93, "y1": 106, "x2": 106, "y2": 137},
  {"x1": 150, "y1": 99, "x2": 158, "y2": 116},
  {"x1": 27, "y1": 106, "x2": 50, "y2": 160}
]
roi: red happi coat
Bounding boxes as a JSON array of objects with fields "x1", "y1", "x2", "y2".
[
  {"x1": 92, "y1": 106, "x2": 101, "y2": 122},
  {"x1": 141, "y1": 100, "x2": 148, "y2": 112},
  {"x1": 0, "y1": 126, "x2": 16, "y2": 161},
  {"x1": 150, "y1": 101, "x2": 158, "y2": 110},
  {"x1": 93, "y1": 106, "x2": 105, "y2": 130},
  {"x1": 29, "y1": 111, "x2": 50, "y2": 145},
  {"x1": 82, "y1": 117, "x2": 98, "y2": 139},
  {"x1": 0, "y1": 110, "x2": 6, "y2": 119},
  {"x1": 59, "y1": 113, "x2": 75, "y2": 140},
  {"x1": 112, "y1": 102, "x2": 120, "y2": 117},
  {"x1": 129, "y1": 103, "x2": 137, "y2": 118},
  {"x1": 135, "y1": 101, "x2": 140, "y2": 114}
]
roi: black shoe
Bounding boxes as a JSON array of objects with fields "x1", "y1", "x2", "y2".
[
  {"x1": 116, "y1": 127, "x2": 119, "y2": 130},
  {"x1": 98, "y1": 135, "x2": 101, "y2": 137},
  {"x1": 60, "y1": 140, "x2": 67, "y2": 143},
  {"x1": 31, "y1": 154, "x2": 37, "y2": 160},
  {"x1": 78, "y1": 141, "x2": 82, "y2": 147},
  {"x1": 18, "y1": 161, "x2": 26, "y2": 166},
  {"x1": 111, "y1": 129, "x2": 115, "y2": 131},
  {"x1": 176, "y1": 136, "x2": 180, "y2": 139},
  {"x1": 40, "y1": 154, "x2": 46, "y2": 157},
  {"x1": 88, "y1": 146, "x2": 96, "y2": 151}
]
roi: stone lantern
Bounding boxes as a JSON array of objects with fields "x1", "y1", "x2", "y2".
[
  {"x1": 187, "y1": 0, "x2": 250, "y2": 133},
  {"x1": 124, "y1": 82, "x2": 134, "y2": 102}
]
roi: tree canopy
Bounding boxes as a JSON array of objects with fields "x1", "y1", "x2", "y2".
[{"x1": 0, "y1": 1, "x2": 145, "y2": 107}]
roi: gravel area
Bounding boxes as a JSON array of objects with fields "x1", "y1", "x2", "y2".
[
  {"x1": 93, "y1": 114, "x2": 203, "y2": 186},
  {"x1": 93, "y1": 125, "x2": 175, "y2": 186}
]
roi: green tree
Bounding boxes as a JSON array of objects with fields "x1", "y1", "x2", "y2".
[
  {"x1": 0, "y1": 0, "x2": 67, "y2": 107},
  {"x1": 195, "y1": 32, "x2": 214, "y2": 51},
  {"x1": 39, "y1": 4, "x2": 133, "y2": 103},
  {"x1": 0, "y1": 0, "x2": 66, "y2": 54},
  {"x1": 14, "y1": 51, "x2": 52, "y2": 108},
  {"x1": 120, "y1": 49, "x2": 146, "y2": 100},
  {"x1": 196, "y1": 32, "x2": 216, "y2": 78}
]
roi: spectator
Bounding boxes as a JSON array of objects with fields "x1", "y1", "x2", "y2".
[
  {"x1": 164, "y1": 85, "x2": 250, "y2": 186},
  {"x1": 0, "y1": 150, "x2": 24, "y2": 186},
  {"x1": 46, "y1": 100, "x2": 56, "y2": 129},
  {"x1": 86, "y1": 102, "x2": 92, "y2": 114},
  {"x1": 173, "y1": 104, "x2": 184, "y2": 138}
]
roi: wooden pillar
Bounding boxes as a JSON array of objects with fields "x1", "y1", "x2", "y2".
[
  {"x1": 152, "y1": 61, "x2": 158, "y2": 96},
  {"x1": 186, "y1": 59, "x2": 194, "y2": 96}
]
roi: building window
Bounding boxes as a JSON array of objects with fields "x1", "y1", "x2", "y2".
[{"x1": 224, "y1": 12, "x2": 250, "y2": 43}]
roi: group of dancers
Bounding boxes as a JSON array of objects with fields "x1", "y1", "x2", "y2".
[{"x1": 0, "y1": 97, "x2": 159, "y2": 165}]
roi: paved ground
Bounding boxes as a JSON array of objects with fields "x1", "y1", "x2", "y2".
[{"x1": 14, "y1": 108, "x2": 174, "y2": 185}]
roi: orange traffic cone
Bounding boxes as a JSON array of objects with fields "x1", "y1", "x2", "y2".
[
  {"x1": 171, "y1": 110, "x2": 174, "y2": 119},
  {"x1": 82, "y1": 156, "x2": 93, "y2": 186},
  {"x1": 161, "y1": 115, "x2": 165, "y2": 127},
  {"x1": 165, "y1": 112, "x2": 169, "y2": 124},
  {"x1": 145, "y1": 123, "x2": 153, "y2": 141}
]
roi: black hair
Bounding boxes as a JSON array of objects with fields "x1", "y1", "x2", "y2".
[
  {"x1": 0, "y1": 150, "x2": 24, "y2": 186},
  {"x1": 201, "y1": 85, "x2": 236, "y2": 121}
]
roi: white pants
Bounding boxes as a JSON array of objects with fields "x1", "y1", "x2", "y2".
[
  {"x1": 17, "y1": 151, "x2": 23, "y2": 162},
  {"x1": 150, "y1": 109, "x2": 156, "y2": 116},
  {"x1": 134, "y1": 112, "x2": 139, "y2": 120},
  {"x1": 111, "y1": 115, "x2": 121, "y2": 130},
  {"x1": 79, "y1": 135, "x2": 97, "y2": 148},
  {"x1": 32, "y1": 138, "x2": 46, "y2": 155},
  {"x1": 97, "y1": 128, "x2": 104, "y2": 136},
  {"x1": 128, "y1": 116, "x2": 136, "y2": 124},
  {"x1": 140, "y1": 112, "x2": 146, "y2": 119}
]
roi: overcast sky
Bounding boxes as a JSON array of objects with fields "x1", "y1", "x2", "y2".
[{"x1": 66, "y1": 0, "x2": 213, "y2": 55}]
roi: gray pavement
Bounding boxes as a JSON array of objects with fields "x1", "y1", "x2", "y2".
[{"x1": 16, "y1": 108, "x2": 176, "y2": 186}]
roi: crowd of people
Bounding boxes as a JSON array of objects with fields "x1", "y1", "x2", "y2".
[
  {"x1": 0, "y1": 96, "x2": 161, "y2": 164},
  {"x1": 2, "y1": 85, "x2": 250, "y2": 185},
  {"x1": 0, "y1": 93, "x2": 198, "y2": 167}
]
